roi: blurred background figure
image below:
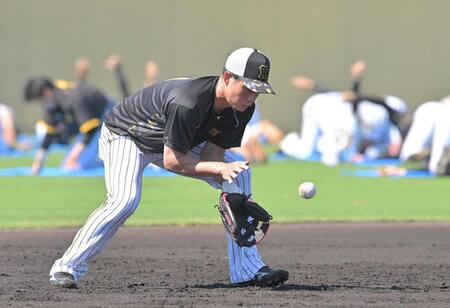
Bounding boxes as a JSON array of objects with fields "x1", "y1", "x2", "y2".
[
  {"x1": 104, "y1": 54, "x2": 130, "y2": 99},
  {"x1": 290, "y1": 60, "x2": 366, "y2": 94},
  {"x1": 399, "y1": 96, "x2": 450, "y2": 175},
  {"x1": 0, "y1": 102, "x2": 31, "y2": 154},
  {"x1": 73, "y1": 58, "x2": 91, "y2": 82},
  {"x1": 0, "y1": 102, "x2": 17, "y2": 154},
  {"x1": 104, "y1": 53, "x2": 160, "y2": 99},
  {"x1": 352, "y1": 94, "x2": 407, "y2": 160},
  {"x1": 144, "y1": 60, "x2": 159, "y2": 87},
  {"x1": 230, "y1": 104, "x2": 284, "y2": 163},
  {"x1": 282, "y1": 61, "x2": 408, "y2": 165},
  {"x1": 280, "y1": 61, "x2": 365, "y2": 165},
  {"x1": 24, "y1": 71, "x2": 108, "y2": 174},
  {"x1": 280, "y1": 91, "x2": 357, "y2": 166}
]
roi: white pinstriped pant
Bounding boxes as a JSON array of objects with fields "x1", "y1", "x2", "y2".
[{"x1": 50, "y1": 124, "x2": 266, "y2": 283}]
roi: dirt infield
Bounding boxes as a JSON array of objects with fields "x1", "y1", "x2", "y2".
[{"x1": 1, "y1": 223, "x2": 449, "y2": 307}]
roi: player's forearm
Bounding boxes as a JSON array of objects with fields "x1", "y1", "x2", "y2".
[
  {"x1": 115, "y1": 64, "x2": 130, "y2": 98},
  {"x1": 31, "y1": 148, "x2": 47, "y2": 175},
  {"x1": 33, "y1": 133, "x2": 53, "y2": 172},
  {"x1": 66, "y1": 142, "x2": 85, "y2": 162},
  {"x1": 165, "y1": 153, "x2": 226, "y2": 177},
  {"x1": 351, "y1": 79, "x2": 361, "y2": 94},
  {"x1": 163, "y1": 144, "x2": 226, "y2": 177}
]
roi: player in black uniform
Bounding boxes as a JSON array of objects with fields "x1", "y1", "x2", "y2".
[
  {"x1": 49, "y1": 47, "x2": 289, "y2": 289},
  {"x1": 24, "y1": 76, "x2": 108, "y2": 174}
]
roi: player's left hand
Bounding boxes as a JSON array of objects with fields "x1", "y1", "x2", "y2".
[{"x1": 216, "y1": 192, "x2": 272, "y2": 247}]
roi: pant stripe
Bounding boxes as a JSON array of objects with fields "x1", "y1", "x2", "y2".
[
  {"x1": 65, "y1": 132, "x2": 112, "y2": 254},
  {"x1": 72, "y1": 138, "x2": 125, "y2": 250},
  {"x1": 64, "y1": 138, "x2": 140, "y2": 266},
  {"x1": 86, "y1": 145, "x2": 149, "y2": 260},
  {"x1": 231, "y1": 241, "x2": 244, "y2": 282},
  {"x1": 245, "y1": 248, "x2": 261, "y2": 271},
  {"x1": 241, "y1": 248, "x2": 258, "y2": 274},
  {"x1": 70, "y1": 142, "x2": 138, "y2": 264},
  {"x1": 227, "y1": 238, "x2": 238, "y2": 283},
  {"x1": 71, "y1": 141, "x2": 143, "y2": 265}
]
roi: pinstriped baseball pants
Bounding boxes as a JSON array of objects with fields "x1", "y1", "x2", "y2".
[{"x1": 50, "y1": 124, "x2": 266, "y2": 284}]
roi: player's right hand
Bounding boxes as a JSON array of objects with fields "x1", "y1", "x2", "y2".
[{"x1": 219, "y1": 161, "x2": 249, "y2": 184}]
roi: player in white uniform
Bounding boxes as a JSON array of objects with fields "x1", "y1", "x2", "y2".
[
  {"x1": 49, "y1": 48, "x2": 289, "y2": 288},
  {"x1": 0, "y1": 103, "x2": 17, "y2": 154},
  {"x1": 280, "y1": 91, "x2": 357, "y2": 166},
  {"x1": 400, "y1": 97, "x2": 450, "y2": 174},
  {"x1": 355, "y1": 95, "x2": 407, "y2": 160},
  {"x1": 284, "y1": 61, "x2": 407, "y2": 164}
]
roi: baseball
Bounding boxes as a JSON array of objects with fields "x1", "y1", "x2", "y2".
[{"x1": 298, "y1": 182, "x2": 316, "y2": 199}]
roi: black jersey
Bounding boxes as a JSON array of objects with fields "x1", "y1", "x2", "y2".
[
  {"x1": 41, "y1": 91, "x2": 70, "y2": 133},
  {"x1": 104, "y1": 76, "x2": 255, "y2": 154},
  {"x1": 39, "y1": 82, "x2": 108, "y2": 149},
  {"x1": 66, "y1": 82, "x2": 108, "y2": 134},
  {"x1": 41, "y1": 83, "x2": 107, "y2": 133}
]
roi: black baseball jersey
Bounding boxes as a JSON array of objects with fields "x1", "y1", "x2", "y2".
[
  {"x1": 41, "y1": 91, "x2": 70, "y2": 133},
  {"x1": 40, "y1": 82, "x2": 108, "y2": 149},
  {"x1": 66, "y1": 82, "x2": 108, "y2": 134},
  {"x1": 38, "y1": 90, "x2": 75, "y2": 148},
  {"x1": 104, "y1": 76, "x2": 255, "y2": 154}
]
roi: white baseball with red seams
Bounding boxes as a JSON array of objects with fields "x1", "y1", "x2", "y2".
[{"x1": 298, "y1": 182, "x2": 316, "y2": 199}]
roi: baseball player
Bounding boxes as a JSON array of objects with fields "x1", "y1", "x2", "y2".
[
  {"x1": 24, "y1": 76, "x2": 108, "y2": 173},
  {"x1": 0, "y1": 103, "x2": 18, "y2": 154},
  {"x1": 49, "y1": 47, "x2": 289, "y2": 288},
  {"x1": 280, "y1": 91, "x2": 357, "y2": 166},
  {"x1": 400, "y1": 97, "x2": 450, "y2": 174},
  {"x1": 353, "y1": 95, "x2": 407, "y2": 159},
  {"x1": 104, "y1": 53, "x2": 160, "y2": 99},
  {"x1": 283, "y1": 61, "x2": 407, "y2": 163},
  {"x1": 281, "y1": 61, "x2": 365, "y2": 165}
]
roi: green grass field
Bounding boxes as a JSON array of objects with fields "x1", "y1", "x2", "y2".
[{"x1": 1, "y1": 153, "x2": 449, "y2": 229}]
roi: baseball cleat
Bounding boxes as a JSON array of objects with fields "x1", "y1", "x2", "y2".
[
  {"x1": 234, "y1": 266, "x2": 289, "y2": 287},
  {"x1": 50, "y1": 272, "x2": 77, "y2": 288}
]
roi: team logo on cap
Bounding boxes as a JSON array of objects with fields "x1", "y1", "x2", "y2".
[{"x1": 258, "y1": 65, "x2": 269, "y2": 81}]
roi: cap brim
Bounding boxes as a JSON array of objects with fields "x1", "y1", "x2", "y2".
[{"x1": 241, "y1": 77, "x2": 276, "y2": 95}]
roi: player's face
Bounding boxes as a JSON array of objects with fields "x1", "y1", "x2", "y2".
[{"x1": 225, "y1": 76, "x2": 259, "y2": 112}]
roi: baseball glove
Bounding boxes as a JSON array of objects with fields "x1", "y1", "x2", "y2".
[{"x1": 216, "y1": 192, "x2": 273, "y2": 247}]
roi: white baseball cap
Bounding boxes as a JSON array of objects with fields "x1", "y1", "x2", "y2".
[{"x1": 224, "y1": 47, "x2": 275, "y2": 95}]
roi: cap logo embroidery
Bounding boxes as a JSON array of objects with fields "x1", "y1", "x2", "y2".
[{"x1": 258, "y1": 65, "x2": 269, "y2": 80}]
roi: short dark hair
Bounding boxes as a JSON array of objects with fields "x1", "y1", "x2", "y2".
[{"x1": 24, "y1": 77, "x2": 55, "y2": 101}]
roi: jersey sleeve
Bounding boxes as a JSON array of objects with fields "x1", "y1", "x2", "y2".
[{"x1": 163, "y1": 103, "x2": 198, "y2": 154}]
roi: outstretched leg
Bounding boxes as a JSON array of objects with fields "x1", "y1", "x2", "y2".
[{"x1": 50, "y1": 125, "x2": 152, "y2": 285}]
